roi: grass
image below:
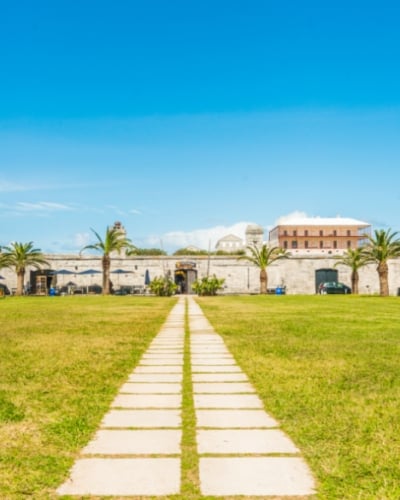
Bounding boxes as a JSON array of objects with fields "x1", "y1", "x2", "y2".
[
  {"x1": 196, "y1": 295, "x2": 400, "y2": 500},
  {"x1": 2, "y1": 294, "x2": 399, "y2": 499},
  {"x1": 0, "y1": 295, "x2": 176, "y2": 499},
  {"x1": 180, "y1": 299, "x2": 201, "y2": 498}
]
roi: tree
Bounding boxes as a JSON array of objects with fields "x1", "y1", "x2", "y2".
[
  {"x1": 362, "y1": 228, "x2": 400, "y2": 296},
  {"x1": 0, "y1": 242, "x2": 49, "y2": 296},
  {"x1": 80, "y1": 226, "x2": 134, "y2": 295},
  {"x1": 173, "y1": 247, "x2": 208, "y2": 256},
  {"x1": 127, "y1": 247, "x2": 167, "y2": 256},
  {"x1": 334, "y1": 248, "x2": 368, "y2": 295},
  {"x1": 239, "y1": 244, "x2": 290, "y2": 294}
]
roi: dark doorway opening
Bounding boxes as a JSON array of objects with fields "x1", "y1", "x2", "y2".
[
  {"x1": 315, "y1": 268, "x2": 338, "y2": 293},
  {"x1": 30, "y1": 269, "x2": 55, "y2": 295},
  {"x1": 174, "y1": 262, "x2": 197, "y2": 294}
]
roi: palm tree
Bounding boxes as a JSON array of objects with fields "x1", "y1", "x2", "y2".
[
  {"x1": 0, "y1": 242, "x2": 49, "y2": 296},
  {"x1": 239, "y1": 244, "x2": 290, "y2": 294},
  {"x1": 80, "y1": 226, "x2": 134, "y2": 295},
  {"x1": 334, "y1": 248, "x2": 367, "y2": 294},
  {"x1": 362, "y1": 228, "x2": 400, "y2": 296}
]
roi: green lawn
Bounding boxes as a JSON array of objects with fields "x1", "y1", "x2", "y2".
[
  {"x1": 1, "y1": 295, "x2": 399, "y2": 499},
  {"x1": 197, "y1": 295, "x2": 400, "y2": 500},
  {"x1": 0, "y1": 295, "x2": 176, "y2": 499}
]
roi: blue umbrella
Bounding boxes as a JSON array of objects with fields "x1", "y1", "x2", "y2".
[
  {"x1": 78, "y1": 269, "x2": 102, "y2": 275},
  {"x1": 55, "y1": 269, "x2": 74, "y2": 275},
  {"x1": 111, "y1": 269, "x2": 132, "y2": 286},
  {"x1": 54, "y1": 269, "x2": 74, "y2": 286}
]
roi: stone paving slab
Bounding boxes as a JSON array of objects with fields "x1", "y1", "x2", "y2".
[
  {"x1": 191, "y1": 353, "x2": 232, "y2": 358},
  {"x1": 149, "y1": 343, "x2": 184, "y2": 347},
  {"x1": 190, "y1": 359, "x2": 236, "y2": 365},
  {"x1": 119, "y1": 382, "x2": 182, "y2": 394},
  {"x1": 101, "y1": 409, "x2": 181, "y2": 428},
  {"x1": 128, "y1": 373, "x2": 183, "y2": 383},
  {"x1": 112, "y1": 394, "x2": 181, "y2": 408},
  {"x1": 191, "y1": 349, "x2": 231, "y2": 353},
  {"x1": 143, "y1": 353, "x2": 184, "y2": 359},
  {"x1": 149, "y1": 339, "x2": 183, "y2": 342},
  {"x1": 194, "y1": 394, "x2": 263, "y2": 409},
  {"x1": 192, "y1": 373, "x2": 248, "y2": 382},
  {"x1": 83, "y1": 429, "x2": 181, "y2": 455},
  {"x1": 191, "y1": 339, "x2": 224, "y2": 344},
  {"x1": 139, "y1": 359, "x2": 184, "y2": 366},
  {"x1": 193, "y1": 382, "x2": 255, "y2": 394},
  {"x1": 146, "y1": 349, "x2": 183, "y2": 353},
  {"x1": 197, "y1": 429, "x2": 299, "y2": 454},
  {"x1": 191, "y1": 336, "x2": 223, "y2": 341},
  {"x1": 133, "y1": 366, "x2": 183, "y2": 373},
  {"x1": 199, "y1": 457, "x2": 315, "y2": 496},
  {"x1": 57, "y1": 458, "x2": 181, "y2": 496},
  {"x1": 196, "y1": 409, "x2": 278, "y2": 428},
  {"x1": 192, "y1": 365, "x2": 242, "y2": 373}
]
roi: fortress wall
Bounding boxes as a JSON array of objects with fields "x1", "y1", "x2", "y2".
[{"x1": 2, "y1": 254, "x2": 400, "y2": 296}]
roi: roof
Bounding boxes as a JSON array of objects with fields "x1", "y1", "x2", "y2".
[
  {"x1": 216, "y1": 234, "x2": 243, "y2": 243},
  {"x1": 273, "y1": 217, "x2": 370, "y2": 227}
]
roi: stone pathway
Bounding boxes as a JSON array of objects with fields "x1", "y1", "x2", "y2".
[
  {"x1": 188, "y1": 297, "x2": 315, "y2": 497},
  {"x1": 57, "y1": 298, "x2": 185, "y2": 496},
  {"x1": 57, "y1": 296, "x2": 316, "y2": 497}
]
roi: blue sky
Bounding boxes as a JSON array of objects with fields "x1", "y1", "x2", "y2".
[{"x1": 1, "y1": 1, "x2": 399, "y2": 253}]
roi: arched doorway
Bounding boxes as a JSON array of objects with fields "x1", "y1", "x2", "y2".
[
  {"x1": 175, "y1": 261, "x2": 198, "y2": 294},
  {"x1": 315, "y1": 268, "x2": 338, "y2": 294}
]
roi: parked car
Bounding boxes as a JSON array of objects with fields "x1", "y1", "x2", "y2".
[{"x1": 318, "y1": 282, "x2": 351, "y2": 294}]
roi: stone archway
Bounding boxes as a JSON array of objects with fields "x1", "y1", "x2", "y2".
[{"x1": 174, "y1": 261, "x2": 198, "y2": 294}]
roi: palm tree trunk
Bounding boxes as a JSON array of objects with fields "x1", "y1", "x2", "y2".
[
  {"x1": 260, "y1": 268, "x2": 267, "y2": 294},
  {"x1": 102, "y1": 255, "x2": 111, "y2": 295},
  {"x1": 351, "y1": 270, "x2": 359, "y2": 295},
  {"x1": 16, "y1": 270, "x2": 25, "y2": 296},
  {"x1": 378, "y1": 261, "x2": 389, "y2": 296}
]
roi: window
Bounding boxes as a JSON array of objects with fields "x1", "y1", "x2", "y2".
[
  {"x1": 333, "y1": 230, "x2": 337, "y2": 236},
  {"x1": 320, "y1": 241, "x2": 323, "y2": 248},
  {"x1": 319, "y1": 230, "x2": 323, "y2": 236},
  {"x1": 333, "y1": 240, "x2": 337, "y2": 249},
  {"x1": 305, "y1": 240, "x2": 309, "y2": 249},
  {"x1": 347, "y1": 240, "x2": 351, "y2": 248},
  {"x1": 291, "y1": 240, "x2": 298, "y2": 249},
  {"x1": 283, "y1": 230, "x2": 288, "y2": 236},
  {"x1": 347, "y1": 230, "x2": 351, "y2": 236},
  {"x1": 305, "y1": 230, "x2": 308, "y2": 237},
  {"x1": 283, "y1": 241, "x2": 288, "y2": 249},
  {"x1": 293, "y1": 230, "x2": 297, "y2": 237}
]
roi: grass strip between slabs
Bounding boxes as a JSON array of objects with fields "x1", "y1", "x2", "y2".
[{"x1": 180, "y1": 297, "x2": 201, "y2": 498}]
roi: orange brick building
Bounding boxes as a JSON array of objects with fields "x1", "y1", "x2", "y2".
[{"x1": 269, "y1": 217, "x2": 371, "y2": 252}]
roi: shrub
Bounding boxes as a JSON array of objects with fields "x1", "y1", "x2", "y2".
[
  {"x1": 192, "y1": 275, "x2": 225, "y2": 296},
  {"x1": 148, "y1": 276, "x2": 177, "y2": 296}
]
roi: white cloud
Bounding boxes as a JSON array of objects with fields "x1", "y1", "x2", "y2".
[
  {"x1": 74, "y1": 232, "x2": 91, "y2": 248},
  {"x1": 105, "y1": 204, "x2": 127, "y2": 216},
  {"x1": 274, "y1": 210, "x2": 309, "y2": 225},
  {"x1": 0, "y1": 180, "x2": 27, "y2": 192},
  {"x1": 129, "y1": 209, "x2": 142, "y2": 215},
  {"x1": 146, "y1": 221, "x2": 258, "y2": 252},
  {"x1": 15, "y1": 201, "x2": 75, "y2": 212}
]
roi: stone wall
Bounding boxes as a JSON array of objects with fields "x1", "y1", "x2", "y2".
[{"x1": 2, "y1": 253, "x2": 400, "y2": 296}]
